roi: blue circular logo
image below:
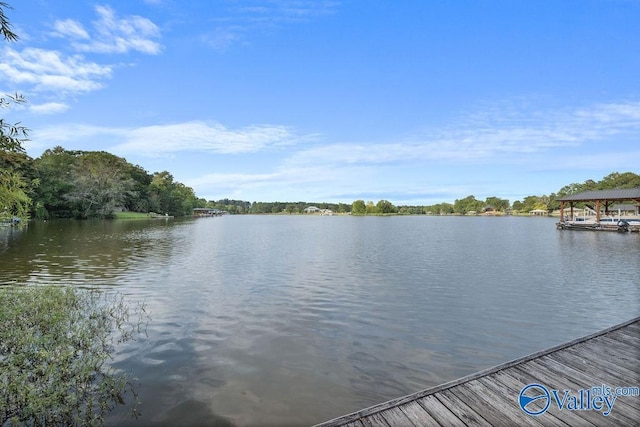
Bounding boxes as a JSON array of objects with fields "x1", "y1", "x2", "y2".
[{"x1": 519, "y1": 383, "x2": 550, "y2": 416}]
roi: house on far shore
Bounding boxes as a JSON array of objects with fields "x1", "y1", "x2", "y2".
[
  {"x1": 530, "y1": 209, "x2": 548, "y2": 216},
  {"x1": 482, "y1": 205, "x2": 497, "y2": 215},
  {"x1": 303, "y1": 206, "x2": 334, "y2": 215}
]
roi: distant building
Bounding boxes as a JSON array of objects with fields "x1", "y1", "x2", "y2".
[
  {"x1": 304, "y1": 206, "x2": 321, "y2": 213},
  {"x1": 529, "y1": 209, "x2": 548, "y2": 216},
  {"x1": 192, "y1": 208, "x2": 223, "y2": 217}
]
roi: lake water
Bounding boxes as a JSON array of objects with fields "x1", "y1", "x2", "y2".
[{"x1": 1, "y1": 215, "x2": 639, "y2": 426}]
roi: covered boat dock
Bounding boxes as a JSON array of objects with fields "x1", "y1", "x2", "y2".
[
  {"x1": 192, "y1": 208, "x2": 225, "y2": 217},
  {"x1": 557, "y1": 188, "x2": 640, "y2": 232}
]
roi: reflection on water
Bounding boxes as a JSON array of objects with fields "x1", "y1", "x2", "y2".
[{"x1": 1, "y1": 216, "x2": 639, "y2": 426}]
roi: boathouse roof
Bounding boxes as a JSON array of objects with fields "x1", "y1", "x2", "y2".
[{"x1": 558, "y1": 187, "x2": 640, "y2": 202}]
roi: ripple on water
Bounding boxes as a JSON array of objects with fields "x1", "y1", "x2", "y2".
[{"x1": 4, "y1": 216, "x2": 640, "y2": 427}]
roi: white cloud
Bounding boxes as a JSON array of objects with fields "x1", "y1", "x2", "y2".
[
  {"x1": 204, "y1": 0, "x2": 340, "y2": 51},
  {"x1": 32, "y1": 121, "x2": 308, "y2": 155},
  {"x1": 285, "y1": 101, "x2": 640, "y2": 168},
  {"x1": 50, "y1": 6, "x2": 161, "y2": 55},
  {"x1": 112, "y1": 121, "x2": 301, "y2": 155},
  {"x1": 29, "y1": 102, "x2": 70, "y2": 115},
  {"x1": 0, "y1": 47, "x2": 111, "y2": 94},
  {"x1": 52, "y1": 19, "x2": 90, "y2": 40},
  {"x1": 1, "y1": 5, "x2": 162, "y2": 115},
  {"x1": 201, "y1": 27, "x2": 244, "y2": 51},
  {"x1": 70, "y1": 5, "x2": 162, "y2": 55},
  {"x1": 188, "y1": 172, "x2": 281, "y2": 188}
]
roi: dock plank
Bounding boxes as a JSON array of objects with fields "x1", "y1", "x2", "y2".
[
  {"x1": 558, "y1": 346, "x2": 640, "y2": 381},
  {"x1": 315, "y1": 317, "x2": 640, "y2": 427},
  {"x1": 416, "y1": 394, "x2": 466, "y2": 426},
  {"x1": 523, "y1": 360, "x2": 635, "y2": 426},
  {"x1": 477, "y1": 375, "x2": 569, "y2": 427},
  {"x1": 450, "y1": 380, "x2": 543, "y2": 427},
  {"x1": 397, "y1": 401, "x2": 440, "y2": 425},
  {"x1": 378, "y1": 407, "x2": 416, "y2": 427},
  {"x1": 434, "y1": 389, "x2": 492, "y2": 426},
  {"x1": 501, "y1": 367, "x2": 598, "y2": 427}
]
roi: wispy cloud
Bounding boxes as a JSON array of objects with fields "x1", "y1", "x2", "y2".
[
  {"x1": 29, "y1": 102, "x2": 70, "y2": 115},
  {"x1": 113, "y1": 121, "x2": 306, "y2": 154},
  {"x1": 33, "y1": 121, "x2": 312, "y2": 155},
  {"x1": 0, "y1": 47, "x2": 112, "y2": 94},
  {"x1": 52, "y1": 5, "x2": 162, "y2": 55},
  {"x1": 285, "y1": 101, "x2": 640, "y2": 168},
  {"x1": 52, "y1": 19, "x2": 90, "y2": 40},
  {"x1": 202, "y1": 0, "x2": 340, "y2": 51}
]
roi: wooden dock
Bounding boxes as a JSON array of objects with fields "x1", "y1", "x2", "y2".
[{"x1": 316, "y1": 317, "x2": 640, "y2": 426}]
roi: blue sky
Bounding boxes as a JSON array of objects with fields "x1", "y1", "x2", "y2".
[{"x1": 2, "y1": 0, "x2": 639, "y2": 205}]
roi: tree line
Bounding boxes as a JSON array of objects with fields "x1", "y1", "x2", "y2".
[
  {"x1": 3, "y1": 142, "x2": 638, "y2": 219},
  {"x1": 204, "y1": 171, "x2": 640, "y2": 216},
  {"x1": 2, "y1": 146, "x2": 204, "y2": 219}
]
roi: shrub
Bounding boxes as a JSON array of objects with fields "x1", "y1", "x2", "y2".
[{"x1": 0, "y1": 285, "x2": 147, "y2": 426}]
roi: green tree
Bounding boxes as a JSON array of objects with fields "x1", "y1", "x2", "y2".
[
  {"x1": 453, "y1": 195, "x2": 483, "y2": 214},
  {"x1": 0, "y1": 2, "x2": 32, "y2": 221},
  {"x1": 598, "y1": 172, "x2": 640, "y2": 189},
  {"x1": 365, "y1": 201, "x2": 377, "y2": 214},
  {"x1": 511, "y1": 200, "x2": 524, "y2": 212},
  {"x1": 0, "y1": 170, "x2": 30, "y2": 220},
  {"x1": 0, "y1": 285, "x2": 147, "y2": 426},
  {"x1": 351, "y1": 200, "x2": 366, "y2": 215},
  {"x1": 0, "y1": 1, "x2": 18, "y2": 42},
  {"x1": 484, "y1": 196, "x2": 510, "y2": 212},
  {"x1": 171, "y1": 182, "x2": 199, "y2": 216},
  {"x1": 148, "y1": 171, "x2": 174, "y2": 214},
  {"x1": 65, "y1": 152, "x2": 136, "y2": 219},
  {"x1": 32, "y1": 147, "x2": 77, "y2": 219},
  {"x1": 123, "y1": 163, "x2": 153, "y2": 213},
  {"x1": 376, "y1": 199, "x2": 397, "y2": 214}
]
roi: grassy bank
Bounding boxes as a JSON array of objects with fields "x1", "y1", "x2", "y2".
[{"x1": 113, "y1": 211, "x2": 161, "y2": 220}]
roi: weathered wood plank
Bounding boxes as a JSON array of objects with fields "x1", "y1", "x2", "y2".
[
  {"x1": 476, "y1": 375, "x2": 568, "y2": 427},
  {"x1": 363, "y1": 412, "x2": 390, "y2": 427},
  {"x1": 557, "y1": 339, "x2": 639, "y2": 377},
  {"x1": 524, "y1": 359, "x2": 637, "y2": 426},
  {"x1": 378, "y1": 407, "x2": 417, "y2": 427},
  {"x1": 535, "y1": 356, "x2": 640, "y2": 415},
  {"x1": 608, "y1": 327, "x2": 640, "y2": 344},
  {"x1": 619, "y1": 321, "x2": 640, "y2": 334},
  {"x1": 557, "y1": 346, "x2": 640, "y2": 382},
  {"x1": 416, "y1": 394, "x2": 466, "y2": 426},
  {"x1": 505, "y1": 366, "x2": 601, "y2": 427},
  {"x1": 398, "y1": 401, "x2": 440, "y2": 425},
  {"x1": 435, "y1": 388, "x2": 492, "y2": 426},
  {"x1": 560, "y1": 343, "x2": 640, "y2": 377},
  {"x1": 549, "y1": 348, "x2": 633, "y2": 384},
  {"x1": 587, "y1": 334, "x2": 640, "y2": 360},
  {"x1": 452, "y1": 379, "x2": 544, "y2": 426}
]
